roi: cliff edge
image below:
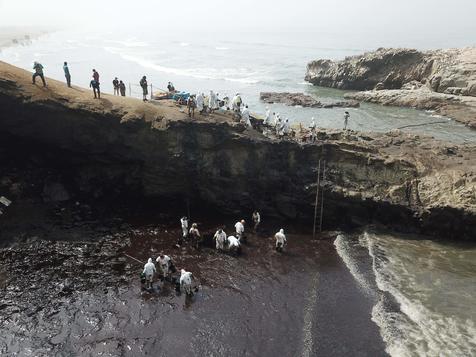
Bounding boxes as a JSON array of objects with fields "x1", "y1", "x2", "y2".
[{"x1": 1, "y1": 61, "x2": 475, "y2": 239}]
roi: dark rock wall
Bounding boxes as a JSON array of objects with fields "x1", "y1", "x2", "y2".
[{"x1": 0, "y1": 92, "x2": 472, "y2": 239}]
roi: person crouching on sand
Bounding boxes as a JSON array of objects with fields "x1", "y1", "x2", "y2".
[{"x1": 32, "y1": 61, "x2": 46, "y2": 87}]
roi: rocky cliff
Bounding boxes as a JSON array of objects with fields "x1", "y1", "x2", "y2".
[
  {"x1": 305, "y1": 48, "x2": 476, "y2": 128},
  {"x1": 1, "y1": 61, "x2": 475, "y2": 240}
]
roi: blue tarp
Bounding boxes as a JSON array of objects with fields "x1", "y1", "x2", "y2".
[{"x1": 172, "y1": 92, "x2": 190, "y2": 101}]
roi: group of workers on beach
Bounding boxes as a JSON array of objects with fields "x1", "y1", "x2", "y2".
[
  {"x1": 141, "y1": 211, "x2": 287, "y2": 296},
  {"x1": 31, "y1": 61, "x2": 352, "y2": 135}
]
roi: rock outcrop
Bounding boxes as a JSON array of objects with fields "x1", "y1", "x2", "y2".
[
  {"x1": 305, "y1": 47, "x2": 476, "y2": 128},
  {"x1": 260, "y1": 92, "x2": 360, "y2": 108},
  {"x1": 1, "y1": 61, "x2": 475, "y2": 240}
]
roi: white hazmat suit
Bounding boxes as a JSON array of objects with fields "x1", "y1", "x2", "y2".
[
  {"x1": 232, "y1": 94, "x2": 242, "y2": 112},
  {"x1": 241, "y1": 107, "x2": 252, "y2": 127},
  {"x1": 227, "y1": 236, "x2": 240, "y2": 253},
  {"x1": 143, "y1": 258, "x2": 157, "y2": 287},
  {"x1": 275, "y1": 229, "x2": 287, "y2": 249},
  {"x1": 156, "y1": 255, "x2": 171, "y2": 277},
  {"x1": 196, "y1": 93, "x2": 204, "y2": 112},
  {"x1": 180, "y1": 269, "x2": 193, "y2": 295},
  {"x1": 214, "y1": 229, "x2": 227, "y2": 250},
  {"x1": 235, "y1": 221, "x2": 245, "y2": 240},
  {"x1": 209, "y1": 90, "x2": 218, "y2": 111},
  {"x1": 264, "y1": 107, "x2": 271, "y2": 125},
  {"x1": 180, "y1": 217, "x2": 189, "y2": 238}
]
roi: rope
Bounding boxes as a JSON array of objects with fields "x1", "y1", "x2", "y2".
[{"x1": 124, "y1": 253, "x2": 144, "y2": 265}]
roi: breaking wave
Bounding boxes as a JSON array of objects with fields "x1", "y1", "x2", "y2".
[
  {"x1": 109, "y1": 51, "x2": 262, "y2": 84},
  {"x1": 336, "y1": 232, "x2": 476, "y2": 357}
]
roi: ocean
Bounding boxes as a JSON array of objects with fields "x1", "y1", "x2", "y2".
[
  {"x1": 335, "y1": 232, "x2": 476, "y2": 357},
  {"x1": 1, "y1": 28, "x2": 475, "y2": 356},
  {"x1": 1, "y1": 28, "x2": 476, "y2": 143}
]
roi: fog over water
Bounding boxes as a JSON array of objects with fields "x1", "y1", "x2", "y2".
[{"x1": 1, "y1": 0, "x2": 476, "y2": 47}]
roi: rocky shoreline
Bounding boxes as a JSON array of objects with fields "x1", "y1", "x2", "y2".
[
  {"x1": 305, "y1": 47, "x2": 476, "y2": 128},
  {"x1": 1, "y1": 61, "x2": 475, "y2": 240},
  {"x1": 260, "y1": 92, "x2": 360, "y2": 108}
]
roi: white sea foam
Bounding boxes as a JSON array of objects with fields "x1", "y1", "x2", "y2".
[
  {"x1": 111, "y1": 52, "x2": 261, "y2": 84},
  {"x1": 361, "y1": 232, "x2": 476, "y2": 357},
  {"x1": 108, "y1": 39, "x2": 149, "y2": 47},
  {"x1": 334, "y1": 234, "x2": 373, "y2": 295}
]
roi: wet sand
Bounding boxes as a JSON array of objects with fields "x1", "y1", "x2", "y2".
[{"x1": 0, "y1": 214, "x2": 387, "y2": 356}]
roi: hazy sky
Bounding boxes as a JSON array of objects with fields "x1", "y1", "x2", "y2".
[{"x1": 1, "y1": 0, "x2": 476, "y2": 34}]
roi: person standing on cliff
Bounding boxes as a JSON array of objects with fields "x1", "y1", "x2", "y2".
[
  {"x1": 32, "y1": 61, "x2": 46, "y2": 87},
  {"x1": 89, "y1": 79, "x2": 100, "y2": 99},
  {"x1": 92, "y1": 69, "x2": 100, "y2": 83},
  {"x1": 344, "y1": 111, "x2": 350, "y2": 130},
  {"x1": 119, "y1": 80, "x2": 126, "y2": 96},
  {"x1": 112, "y1": 77, "x2": 120, "y2": 95},
  {"x1": 63, "y1": 62, "x2": 71, "y2": 87},
  {"x1": 140, "y1": 76, "x2": 148, "y2": 102},
  {"x1": 187, "y1": 95, "x2": 196, "y2": 118},
  {"x1": 309, "y1": 117, "x2": 317, "y2": 142}
]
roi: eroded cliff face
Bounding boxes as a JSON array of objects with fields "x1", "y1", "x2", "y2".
[
  {"x1": 305, "y1": 48, "x2": 476, "y2": 95},
  {"x1": 0, "y1": 62, "x2": 475, "y2": 240},
  {"x1": 305, "y1": 48, "x2": 476, "y2": 127}
]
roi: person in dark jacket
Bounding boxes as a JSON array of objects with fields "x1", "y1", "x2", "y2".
[
  {"x1": 113, "y1": 77, "x2": 119, "y2": 95},
  {"x1": 119, "y1": 80, "x2": 126, "y2": 96},
  {"x1": 140, "y1": 76, "x2": 148, "y2": 102},
  {"x1": 32, "y1": 61, "x2": 46, "y2": 87},
  {"x1": 90, "y1": 79, "x2": 100, "y2": 99},
  {"x1": 63, "y1": 62, "x2": 71, "y2": 87}
]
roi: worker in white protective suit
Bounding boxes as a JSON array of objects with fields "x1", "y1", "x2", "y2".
[
  {"x1": 180, "y1": 216, "x2": 189, "y2": 239},
  {"x1": 196, "y1": 93, "x2": 204, "y2": 114},
  {"x1": 309, "y1": 117, "x2": 317, "y2": 142},
  {"x1": 283, "y1": 119, "x2": 290, "y2": 135},
  {"x1": 275, "y1": 229, "x2": 287, "y2": 252},
  {"x1": 156, "y1": 253, "x2": 172, "y2": 280},
  {"x1": 344, "y1": 111, "x2": 350, "y2": 130},
  {"x1": 264, "y1": 107, "x2": 271, "y2": 125},
  {"x1": 214, "y1": 228, "x2": 227, "y2": 251},
  {"x1": 275, "y1": 117, "x2": 282, "y2": 135},
  {"x1": 252, "y1": 210, "x2": 261, "y2": 232},
  {"x1": 232, "y1": 93, "x2": 243, "y2": 117},
  {"x1": 143, "y1": 258, "x2": 157, "y2": 289},
  {"x1": 274, "y1": 113, "x2": 280, "y2": 127},
  {"x1": 180, "y1": 269, "x2": 194, "y2": 295},
  {"x1": 227, "y1": 235, "x2": 241, "y2": 254},
  {"x1": 278, "y1": 119, "x2": 286, "y2": 137},
  {"x1": 241, "y1": 105, "x2": 252, "y2": 128},
  {"x1": 209, "y1": 90, "x2": 218, "y2": 112},
  {"x1": 235, "y1": 220, "x2": 245, "y2": 241},
  {"x1": 189, "y1": 223, "x2": 202, "y2": 249}
]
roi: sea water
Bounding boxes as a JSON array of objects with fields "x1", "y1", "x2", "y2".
[
  {"x1": 1, "y1": 28, "x2": 476, "y2": 144},
  {"x1": 335, "y1": 232, "x2": 476, "y2": 357}
]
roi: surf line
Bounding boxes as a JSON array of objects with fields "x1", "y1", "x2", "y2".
[{"x1": 301, "y1": 271, "x2": 319, "y2": 357}]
